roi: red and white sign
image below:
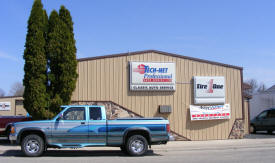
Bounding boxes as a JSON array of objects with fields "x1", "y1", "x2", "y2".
[
  {"x1": 0, "y1": 102, "x2": 11, "y2": 111},
  {"x1": 194, "y1": 76, "x2": 225, "y2": 104},
  {"x1": 190, "y1": 104, "x2": 230, "y2": 121},
  {"x1": 130, "y1": 62, "x2": 175, "y2": 91}
]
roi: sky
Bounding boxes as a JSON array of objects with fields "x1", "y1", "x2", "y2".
[{"x1": 0, "y1": 0, "x2": 275, "y2": 95}]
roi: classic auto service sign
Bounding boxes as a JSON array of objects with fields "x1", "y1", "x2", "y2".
[
  {"x1": 130, "y1": 62, "x2": 175, "y2": 91},
  {"x1": 0, "y1": 102, "x2": 11, "y2": 111},
  {"x1": 190, "y1": 104, "x2": 230, "y2": 121}
]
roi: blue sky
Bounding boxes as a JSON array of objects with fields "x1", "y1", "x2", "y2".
[{"x1": 0, "y1": 0, "x2": 275, "y2": 94}]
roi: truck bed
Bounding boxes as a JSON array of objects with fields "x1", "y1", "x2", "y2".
[
  {"x1": 106, "y1": 118, "x2": 169, "y2": 146},
  {"x1": 0, "y1": 116, "x2": 31, "y2": 136}
]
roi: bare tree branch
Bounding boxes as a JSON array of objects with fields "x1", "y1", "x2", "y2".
[
  {"x1": 9, "y1": 82, "x2": 24, "y2": 96},
  {"x1": 0, "y1": 88, "x2": 5, "y2": 97},
  {"x1": 245, "y1": 79, "x2": 258, "y2": 94},
  {"x1": 257, "y1": 83, "x2": 267, "y2": 92}
]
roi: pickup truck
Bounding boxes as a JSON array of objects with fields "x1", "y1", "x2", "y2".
[
  {"x1": 0, "y1": 116, "x2": 31, "y2": 138},
  {"x1": 10, "y1": 105, "x2": 171, "y2": 157}
]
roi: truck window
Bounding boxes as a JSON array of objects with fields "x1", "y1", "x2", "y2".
[
  {"x1": 268, "y1": 110, "x2": 275, "y2": 118},
  {"x1": 89, "y1": 107, "x2": 102, "y2": 120},
  {"x1": 63, "y1": 107, "x2": 86, "y2": 120},
  {"x1": 258, "y1": 111, "x2": 267, "y2": 119}
]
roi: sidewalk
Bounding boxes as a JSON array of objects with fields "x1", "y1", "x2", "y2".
[{"x1": 152, "y1": 137, "x2": 275, "y2": 151}]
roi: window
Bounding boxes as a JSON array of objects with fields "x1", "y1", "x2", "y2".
[
  {"x1": 89, "y1": 107, "x2": 102, "y2": 120},
  {"x1": 258, "y1": 111, "x2": 267, "y2": 119},
  {"x1": 268, "y1": 110, "x2": 275, "y2": 118},
  {"x1": 63, "y1": 107, "x2": 86, "y2": 120}
]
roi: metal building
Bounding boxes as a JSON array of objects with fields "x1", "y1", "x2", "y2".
[
  {"x1": 71, "y1": 50, "x2": 250, "y2": 140},
  {"x1": 0, "y1": 96, "x2": 26, "y2": 116},
  {"x1": 250, "y1": 86, "x2": 275, "y2": 119},
  {"x1": 0, "y1": 50, "x2": 250, "y2": 140}
]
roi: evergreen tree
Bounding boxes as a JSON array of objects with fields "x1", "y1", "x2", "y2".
[
  {"x1": 58, "y1": 6, "x2": 78, "y2": 105},
  {"x1": 23, "y1": 0, "x2": 53, "y2": 119},
  {"x1": 47, "y1": 10, "x2": 65, "y2": 114},
  {"x1": 47, "y1": 6, "x2": 78, "y2": 114}
]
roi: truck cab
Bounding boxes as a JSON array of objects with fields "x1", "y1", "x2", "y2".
[{"x1": 50, "y1": 105, "x2": 107, "y2": 146}]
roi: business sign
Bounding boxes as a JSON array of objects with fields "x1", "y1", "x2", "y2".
[
  {"x1": 130, "y1": 62, "x2": 175, "y2": 91},
  {"x1": 0, "y1": 102, "x2": 11, "y2": 111},
  {"x1": 194, "y1": 76, "x2": 225, "y2": 104},
  {"x1": 190, "y1": 104, "x2": 230, "y2": 121}
]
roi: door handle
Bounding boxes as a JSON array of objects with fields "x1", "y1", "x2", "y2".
[{"x1": 81, "y1": 122, "x2": 85, "y2": 125}]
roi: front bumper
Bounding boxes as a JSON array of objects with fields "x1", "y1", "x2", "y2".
[{"x1": 9, "y1": 134, "x2": 17, "y2": 144}]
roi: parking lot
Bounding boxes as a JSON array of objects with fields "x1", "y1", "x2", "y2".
[{"x1": 0, "y1": 134, "x2": 275, "y2": 163}]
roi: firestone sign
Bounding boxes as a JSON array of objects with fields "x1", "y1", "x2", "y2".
[
  {"x1": 194, "y1": 76, "x2": 225, "y2": 104},
  {"x1": 130, "y1": 62, "x2": 175, "y2": 91}
]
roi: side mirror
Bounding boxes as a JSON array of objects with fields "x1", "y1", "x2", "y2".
[{"x1": 56, "y1": 113, "x2": 63, "y2": 121}]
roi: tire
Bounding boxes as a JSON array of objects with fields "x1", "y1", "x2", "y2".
[
  {"x1": 250, "y1": 125, "x2": 256, "y2": 134},
  {"x1": 268, "y1": 130, "x2": 273, "y2": 135},
  {"x1": 44, "y1": 146, "x2": 48, "y2": 152},
  {"x1": 126, "y1": 135, "x2": 148, "y2": 156},
  {"x1": 21, "y1": 134, "x2": 44, "y2": 157},
  {"x1": 5, "y1": 127, "x2": 11, "y2": 141}
]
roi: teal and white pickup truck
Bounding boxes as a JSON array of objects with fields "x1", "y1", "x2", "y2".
[{"x1": 10, "y1": 105, "x2": 171, "y2": 157}]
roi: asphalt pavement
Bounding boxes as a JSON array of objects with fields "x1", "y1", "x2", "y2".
[{"x1": 0, "y1": 134, "x2": 275, "y2": 163}]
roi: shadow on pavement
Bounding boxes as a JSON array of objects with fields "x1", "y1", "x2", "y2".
[
  {"x1": 244, "y1": 132, "x2": 275, "y2": 139},
  {"x1": 0, "y1": 140, "x2": 17, "y2": 147},
  {"x1": 0, "y1": 149, "x2": 161, "y2": 157}
]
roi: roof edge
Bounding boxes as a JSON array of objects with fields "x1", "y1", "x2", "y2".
[
  {"x1": 0, "y1": 96, "x2": 23, "y2": 99},
  {"x1": 77, "y1": 50, "x2": 243, "y2": 70}
]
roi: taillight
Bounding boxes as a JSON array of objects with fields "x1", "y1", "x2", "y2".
[{"x1": 166, "y1": 124, "x2": 170, "y2": 133}]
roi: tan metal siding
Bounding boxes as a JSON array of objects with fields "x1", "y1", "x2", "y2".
[
  {"x1": 0, "y1": 97, "x2": 25, "y2": 116},
  {"x1": 72, "y1": 52, "x2": 244, "y2": 140}
]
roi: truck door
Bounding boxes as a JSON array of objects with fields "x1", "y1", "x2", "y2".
[
  {"x1": 266, "y1": 110, "x2": 275, "y2": 131},
  {"x1": 52, "y1": 106, "x2": 88, "y2": 145},
  {"x1": 254, "y1": 110, "x2": 268, "y2": 130},
  {"x1": 88, "y1": 106, "x2": 107, "y2": 145}
]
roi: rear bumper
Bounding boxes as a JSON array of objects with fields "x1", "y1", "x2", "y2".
[
  {"x1": 0, "y1": 128, "x2": 6, "y2": 136},
  {"x1": 0, "y1": 128, "x2": 6, "y2": 132},
  {"x1": 150, "y1": 133, "x2": 173, "y2": 145},
  {"x1": 169, "y1": 134, "x2": 175, "y2": 141}
]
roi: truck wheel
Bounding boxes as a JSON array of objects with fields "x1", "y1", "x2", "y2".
[
  {"x1": 250, "y1": 125, "x2": 256, "y2": 134},
  {"x1": 21, "y1": 134, "x2": 44, "y2": 157},
  {"x1": 5, "y1": 127, "x2": 11, "y2": 141},
  {"x1": 126, "y1": 135, "x2": 148, "y2": 156}
]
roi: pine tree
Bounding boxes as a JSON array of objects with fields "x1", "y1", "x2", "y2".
[
  {"x1": 47, "y1": 6, "x2": 78, "y2": 115},
  {"x1": 58, "y1": 6, "x2": 78, "y2": 105},
  {"x1": 23, "y1": 0, "x2": 53, "y2": 119},
  {"x1": 47, "y1": 10, "x2": 65, "y2": 114}
]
